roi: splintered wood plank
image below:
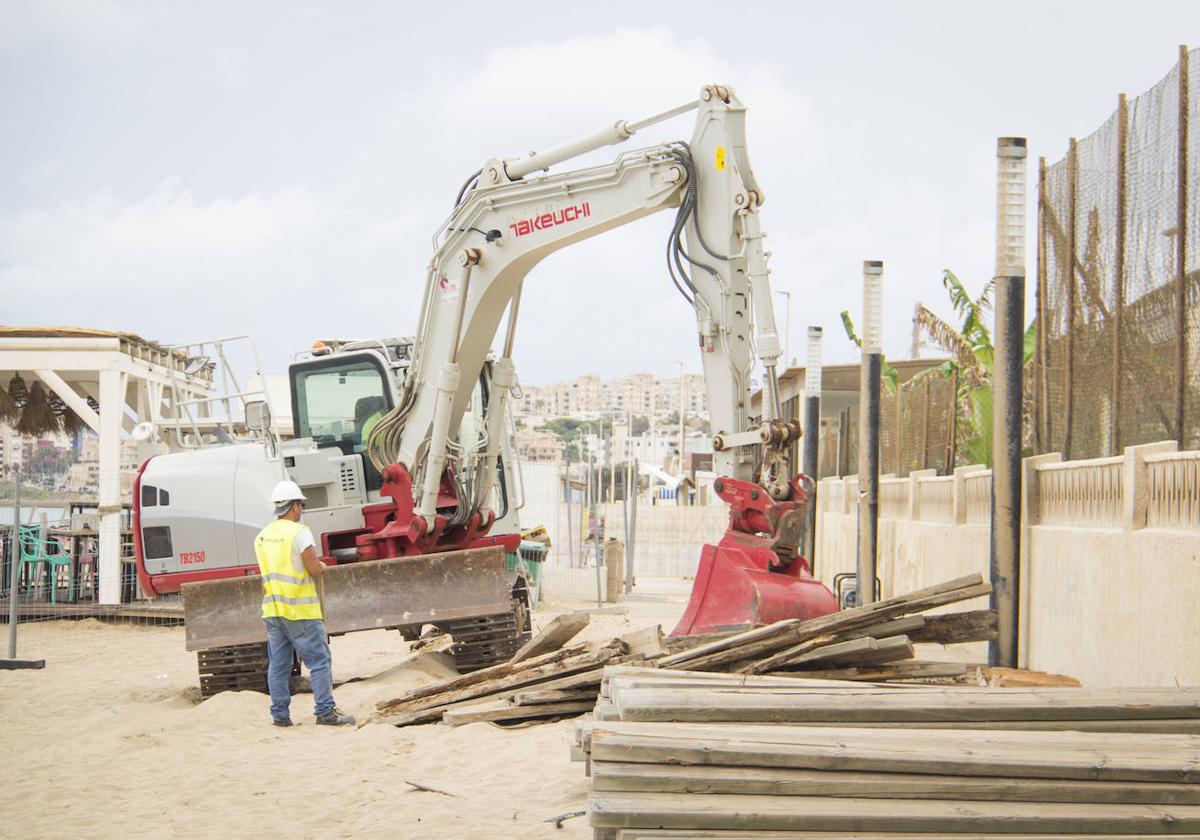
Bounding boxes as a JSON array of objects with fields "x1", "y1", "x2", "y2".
[
  {"x1": 376, "y1": 642, "x2": 588, "y2": 710},
  {"x1": 441, "y1": 699, "x2": 596, "y2": 726},
  {"x1": 610, "y1": 686, "x2": 1200, "y2": 723},
  {"x1": 619, "y1": 625, "x2": 665, "y2": 658},
  {"x1": 907, "y1": 609, "x2": 998, "y2": 645},
  {"x1": 509, "y1": 612, "x2": 590, "y2": 663},
  {"x1": 376, "y1": 639, "x2": 626, "y2": 726},
  {"x1": 588, "y1": 791, "x2": 1200, "y2": 832},
  {"x1": 590, "y1": 761, "x2": 1200, "y2": 805},
  {"x1": 588, "y1": 724, "x2": 1200, "y2": 783}
]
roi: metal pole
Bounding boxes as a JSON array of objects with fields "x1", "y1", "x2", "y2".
[
  {"x1": 565, "y1": 458, "x2": 575, "y2": 568},
  {"x1": 1175, "y1": 44, "x2": 1189, "y2": 448},
  {"x1": 626, "y1": 456, "x2": 638, "y2": 593},
  {"x1": 857, "y1": 261, "x2": 884, "y2": 606},
  {"x1": 1112, "y1": 93, "x2": 1128, "y2": 455},
  {"x1": 1037, "y1": 156, "x2": 1050, "y2": 453},
  {"x1": 1064, "y1": 137, "x2": 1078, "y2": 459},
  {"x1": 591, "y1": 452, "x2": 603, "y2": 607},
  {"x1": 802, "y1": 326, "x2": 823, "y2": 572},
  {"x1": 990, "y1": 136, "x2": 1028, "y2": 669},
  {"x1": 8, "y1": 466, "x2": 22, "y2": 659}
]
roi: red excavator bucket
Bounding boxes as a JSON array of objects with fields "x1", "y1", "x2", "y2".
[{"x1": 671, "y1": 533, "x2": 837, "y2": 636}]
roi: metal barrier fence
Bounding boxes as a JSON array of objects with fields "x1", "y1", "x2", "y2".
[{"x1": 1037, "y1": 44, "x2": 1200, "y2": 459}]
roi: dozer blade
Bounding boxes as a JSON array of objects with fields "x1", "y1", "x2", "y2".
[
  {"x1": 672, "y1": 536, "x2": 838, "y2": 636},
  {"x1": 181, "y1": 545, "x2": 513, "y2": 651}
]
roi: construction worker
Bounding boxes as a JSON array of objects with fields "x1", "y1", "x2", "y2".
[
  {"x1": 354, "y1": 396, "x2": 386, "y2": 453},
  {"x1": 254, "y1": 480, "x2": 355, "y2": 727}
]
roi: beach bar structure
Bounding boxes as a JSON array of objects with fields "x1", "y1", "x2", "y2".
[{"x1": 0, "y1": 327, "x2": 213, "y2": 604}]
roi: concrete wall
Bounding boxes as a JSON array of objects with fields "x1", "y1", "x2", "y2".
[{"x1": 815, "y1": 441, "x2": 1200, "y2": 687}]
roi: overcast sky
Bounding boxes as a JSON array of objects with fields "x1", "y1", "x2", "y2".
[{"x1": 2, "y1": 1, "x2": 1196, "y2": 386}]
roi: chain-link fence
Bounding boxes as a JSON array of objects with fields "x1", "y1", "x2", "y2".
[
  {"x1": 1037, "y1": 45, "x2": 1200, "y2": 459},
  {"x1": 826, "y1": 374, "x2": 959, "y2": 479}
]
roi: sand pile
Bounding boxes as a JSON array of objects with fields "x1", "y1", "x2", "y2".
[{"x1": 0, "y1": 601, "x2": 679, "y2": 839}]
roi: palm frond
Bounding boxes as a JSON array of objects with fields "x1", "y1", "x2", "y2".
[
  {"x1": 839, "y1": 310, "x2": 863, "y2": 349},
  {"x1": 16, "y1": 382, "x2": 60, "y2": 437},
  {"x1": 913, "y1": 304, "x2": 984, "y2": 375}
]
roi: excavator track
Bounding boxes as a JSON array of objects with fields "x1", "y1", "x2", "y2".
[
  {"x1": 196, "y1": 643, "x2": 299, "y2": 698},
  {"x1": 439, "y1": 597, "x2": 531, "y2": 673},
  {"x1": 196, "y1": 643, "x2": 270, "y2": 698}
]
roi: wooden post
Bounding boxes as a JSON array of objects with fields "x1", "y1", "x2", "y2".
[
  {"x1": 1112, "y1": 93, "x2": 1128, "y2": 456},
  {"x1": 1175, "y1": 45, "x2": 1190, "y2": 448},
  {"x1": 1064, "y1": 138, "x2": 1078, "y2": 459},
  {"x1": 1037, "y1": 157, "x2": 1050, "y2": 453}
]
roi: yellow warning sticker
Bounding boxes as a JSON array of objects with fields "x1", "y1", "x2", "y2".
[{"x1": 715, "y1": 146, "x2": 726, "y2": 171}]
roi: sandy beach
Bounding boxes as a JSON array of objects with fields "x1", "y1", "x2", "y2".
[{"x1": 0, "y1": 592, "x2": 685, "y2": 839}]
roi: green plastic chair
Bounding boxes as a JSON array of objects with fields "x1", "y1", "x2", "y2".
[{"x1": 18, "y1": 525, "x2": 71, "y2": 603}]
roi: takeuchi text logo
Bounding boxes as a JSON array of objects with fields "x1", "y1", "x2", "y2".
[{"x1": 509, "y1": 202, "x2": 591, "y2": 237}]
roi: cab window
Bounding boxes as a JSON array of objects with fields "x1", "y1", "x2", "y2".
[{"x1": 292, "y1": 357, "x2": 390, "y2": 449}]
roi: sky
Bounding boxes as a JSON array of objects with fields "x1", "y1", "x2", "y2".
[{"x1": 2, "y1": 1, "x2": 1197, "y2": 387}]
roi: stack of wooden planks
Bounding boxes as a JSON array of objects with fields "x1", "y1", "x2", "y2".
[
  {"x1": 370, "y1": 574, "x2": 1043, "y2": 728},
  {"x1": 576, "y1": 667, "x2": 1200, "y2": 838}
]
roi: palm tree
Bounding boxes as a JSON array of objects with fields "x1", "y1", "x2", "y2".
[{"x1": 912, "y1": 270, "x2": 1035, "y2": 467}]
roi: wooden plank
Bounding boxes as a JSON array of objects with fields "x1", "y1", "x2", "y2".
[
  {"x1": 657, "y1": 620, "x2": 801, "y2": 668},
  {"x1": 613, "y1": 831, "x2": 1200, "y2": 840},
  {"x1": 376, "y1": 642, "x2": 589, "y2": 710},
  {"x1": 375, "y1": 639, "x2": 626, "y2": 725},
  {"x1": 509, "y1": 612, "x2": 589, "y2": 663},
  {"x1": 575, "y1": 718, "x2": 1200, "y2": 753},
  {"x1": 512, "y1": 688, "x2": 597, "y2": 706},
  {"x1": 660, "y1": 574, "x2": 989, "y2": 670},
  {"x1": 791, "y1": 634, "x2": 913, "y2": 667},
  {"x1": 610, "y1": 686, "x2": 1200, "y2": 723},
  {"x1": 588, "y1": 791, "x2": 1200, "y2": 832},
  {"x1": 834, "y1": 614, "x2": 926, "y2": 641},
  {"x1": 907, "y1": 609, "x2": 998, "y2": 644},
  {"x1": 784, "y1": 661, "x2": 970, "y2": 681},
  {"x1": 619, "y1": 625, "x2": 664, "y2": 659},
  {"x1": 667, "y1": 633, "x2": 835, "y2": 672},
  {"x1": 589, "y1": 726, "x2": 1200, "y2": 783},
  {"x1": 982, "y1": 667, "x2": 1082, "y2": 688},
  {"x1": 442, "y1": 699, "x2": 596, "y2": 726},
  {"x1": 590, "y1": 761, "x2": 1200, "y2": 804},
  {"x1": 604, "y1": 673, "x2": 936, "y2": 698}
]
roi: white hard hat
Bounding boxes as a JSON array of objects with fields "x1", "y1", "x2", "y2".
[{"x1": 269, "y1": 480, "x2": 307, "y2": 506}]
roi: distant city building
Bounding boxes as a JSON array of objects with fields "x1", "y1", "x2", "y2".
[
  {"x1": 516, "y1": 372, "x2": 708, "y2": 420},
  {"x1": 515, "y1": 427, "x2": 565, "y2": 463}
]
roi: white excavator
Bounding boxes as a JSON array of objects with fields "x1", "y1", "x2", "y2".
[{"x1": 134, "y1": 84, "x2": 837, "y2": 695}]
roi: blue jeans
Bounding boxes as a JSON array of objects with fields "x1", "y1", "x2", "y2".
[{"x1": 264, "y1": 617, "x2": 335, "y2": 720}]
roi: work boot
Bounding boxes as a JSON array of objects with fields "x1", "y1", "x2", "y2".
[
  {"x1": 272, "y1": 718, "x2": 294, "y2": 727},
  {"x1": 315, "y1": 707, "x2": 355, "y2": 726}
]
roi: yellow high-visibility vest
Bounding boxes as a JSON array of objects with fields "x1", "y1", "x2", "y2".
[
  {"x1": 361, "y1": 411, "x2": 383, "y2": 446},
  {"x1": 254, "y1": 518, "x2": 322, "y2": 620}
]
